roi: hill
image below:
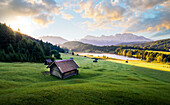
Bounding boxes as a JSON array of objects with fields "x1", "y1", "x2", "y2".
[
  {"x1": 62, "y1": 41, "x2": 102, "y2": 52},
  {"x1": 62, "y1": 41, "x2": 119, "y2": 53},
  {"x1": 0, "y1": 54, "x2": 169, "y2": 104},
  {"x1": 80, "y1": 33, "x2": 152, "y2": 46},
  {"x1": 130, "y1": 38, "x2": 170, "y2": 51},
  {"x1": 62, "y1": 38, "x2": 170, "y2": 53},
  {"x1": 0, "y1": 23, "x2": 64, "y2": 62},
  {"x1": 39, "y1": 36, "x2": 68, "y2": 45}
]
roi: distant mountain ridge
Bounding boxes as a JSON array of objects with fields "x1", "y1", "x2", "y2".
[
  {"x1": 62, "y1": 38, "x2": 170, "y2": 52},
  {"x1": 39, "y1": 36, "x2": 68, "y2": 45},
  {"x1": 80, "y1": 33, "x2": 152, "y2": 46},
  {"x1": 39, "y1": 33, "x2": 152, "y2": 46}
]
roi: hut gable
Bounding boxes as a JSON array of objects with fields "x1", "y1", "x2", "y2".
[{"x1": 47, "y1": 59, "x2": 80, "y2": 79}]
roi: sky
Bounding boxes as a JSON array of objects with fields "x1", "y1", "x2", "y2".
[{"x1": 0, "y1": 0, "x2": 169, "y2": 41}]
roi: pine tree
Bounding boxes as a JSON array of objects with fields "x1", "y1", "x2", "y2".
[
  {"x1": 7, "y1": 44, "x2": 15, "y2": 53},
  {"x1": 45, "y1": 42, "x2": 51, "y2": 56},
  {"x1": 40, "y1": 40, "x2": 45, "y2": 52},
  {"x1": 0, "y1": 50, "x2": 6, "y2": 61}
]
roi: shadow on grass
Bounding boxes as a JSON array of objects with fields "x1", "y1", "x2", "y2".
[
  {"x1": 63, "y1": 72, "x2": 102, "y2": 80},
  {"x1": 81, "y1": 66, "x2": 91, "y2": 69},
  {"x1": 42, "y1": 71, "x2": 50, "y2": 76},
  {"x1": 95, "y1": 68, "x2": 107, "y2": 72}
]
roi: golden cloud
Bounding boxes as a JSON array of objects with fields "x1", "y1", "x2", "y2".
[
  {"x1": 61, "y1": 13, "x2": 74, "y2": 20},
  {"x1": 0, "y1": 0, "x2": 62, "y2": 25},
  {"x1": 76, "y1": 0, "x2": 126, "y2": 30},
  {"x1": 32, "y1": 14, "x2": 54, "y2": 26}
]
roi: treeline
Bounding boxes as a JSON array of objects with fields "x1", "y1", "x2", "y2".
[
  {"x1": 115, "y1": 44, "x2": 170, "y2": 52},
  {"x1": 0, "y1": 23, "x2": 64, "y2": 62},
  {"x1": 129, "y1": 38, "x2": 170, "y2": 51},
  {"x1": 115, "y1": 48, "x2": 170, "y2": 63},
  {"x1": 62, "y1": 41, "x2": 119, "y2": 53}
]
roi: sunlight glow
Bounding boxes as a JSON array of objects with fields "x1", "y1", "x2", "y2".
[{"x1": 10, "y1": 16, "x2": 32, "y2": 34}]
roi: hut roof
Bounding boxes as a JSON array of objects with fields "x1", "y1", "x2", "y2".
[
  {"x1": 47, "y1": 59, "x2": 80, "y2": 73},
  {"x1": 46, "y1": 59, "x2": 52, "y2": 62}
]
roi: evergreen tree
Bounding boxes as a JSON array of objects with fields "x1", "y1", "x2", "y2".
[
  {"x1": 163, "y1": 58, "x2": 167, "y2": 63},
  {"x1": 45, "y1": 42, "x2": 51, "y2": 56},
  {"x1": 51, "y1": 50, "x2": 61, "y2": 59},
  {"x1": 40, "y1": 40, "x2": 45, "y2": 51},
  {"x1": 0, "y1": 50, "x2": 6, "y2": 61},
  {"x1": 7, "y1": 44, "x2": 15, "y2": 53},
  {"x1": 123, "y1": 49, "x2": 127, "y2": 56}
]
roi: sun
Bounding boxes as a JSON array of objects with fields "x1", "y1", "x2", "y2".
[{"x1": 9, "y1": 16, "x2": 33, "y2": 34}]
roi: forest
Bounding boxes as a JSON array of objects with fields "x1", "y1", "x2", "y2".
[
  {"x1": 129, "y1": 38, "x2": 170, "y2": 51},
  {"x1": 62, "y1": 41, "x2": 119, "y2": 53},
  {"x1": 114, "y1": 48, "x2": 170, "y2": 63},
  {"x1": 0, "y1": 23, "x2": 65, "y2": 62}
]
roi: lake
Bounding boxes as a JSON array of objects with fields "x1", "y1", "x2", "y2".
[{"x1": 78, "y1": 53, "x2": 140, "y2": 60}]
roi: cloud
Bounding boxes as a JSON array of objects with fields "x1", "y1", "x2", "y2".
[
  {"x1": 120, "y1": 0, "x2": 168, "y2": 11},
  {"x1": 82, "y1": 21, "x2": 112, "y2": 31},
  {"x1": 161, "y1": 0, "x2": 170, "y2": 10},
  {"x1": 151, "y1": 29, "x2": 170, "y2": 38},
  {"x1": 0, "y1": 0, "x2": 62, "y2": 25},
  {"x1": 80, "y1": 0, "x2": 126, "y2": 20},
  {"x1": 75, "y1": 0, "x2": 126, "y2": 30},
  {"x1": 32, "y1": 14, "x2": 54, "y2": 26},
  {"x1": 75, "y1": 0, "x2": 170, "y2": 34},
  {"x1": 0, "y1": 0, "x2": 169, "y2": 38},
  {"x1": 61, "y1": 12, "x2": 74, "y2": 20},
  {"x1": 41, "y1": 0, "x2": 63, "y2": 14},
  {"x1": 63, "y1": 0, "x2": 77, "y2": 9},
  {"x1": 125, "y1": 8, "x2": 170, "y2": 35}
]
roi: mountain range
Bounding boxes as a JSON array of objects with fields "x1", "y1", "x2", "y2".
[
  {"x1": 80, "y1": 33, "x2": 152, "y2": 46},
  {"x1": 39, "y1": 36, "x2": 68, "y2": 45},
  {"x1": 39, "y1": 33, "x2": 152, "y2": 46}
]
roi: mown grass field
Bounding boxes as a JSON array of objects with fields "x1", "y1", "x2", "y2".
[{"x1": 0, "y1": 53, "x2": 170, "y2": 105}]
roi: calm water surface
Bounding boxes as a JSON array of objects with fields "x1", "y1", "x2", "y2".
[{"x1": 78, "y1": 53, "x2": 140, "y2": 60}]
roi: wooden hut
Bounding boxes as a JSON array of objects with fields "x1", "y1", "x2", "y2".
[
  {"x1": 125, "y1": 59, "x2": 128, "y2": 63},
  {"x1": 47, "y1": 59, "x2": 80, "y2": 79},
  {"x1": 93, "y1": 60, "x2": 97, "y2": 62},
  {"x1": 44, "y1": 59, "x2": 52, "y2": 65},
  {"x1": 92, "y1": 58, "x2": 98, "y2": 62}
]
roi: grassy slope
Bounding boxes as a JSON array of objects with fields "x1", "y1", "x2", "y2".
[
  {"x1": 107, "y1": 59, "x2": 170, "y2": 72},
  {"x1": 0, "y1": 54, "x2": 170, "y2": 105}
]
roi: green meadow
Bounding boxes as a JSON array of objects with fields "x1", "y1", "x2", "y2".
[{"x1": 0, "y1": 54, "x2": 170, "y2": 105}]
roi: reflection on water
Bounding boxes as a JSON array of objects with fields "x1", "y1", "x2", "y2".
[{"x1": 78, "y1": 53, "x2": 140, "y2": 60}]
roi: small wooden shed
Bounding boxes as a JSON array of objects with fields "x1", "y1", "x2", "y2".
[
  {"x1": 44, "y1": 59, "x2": 52, "y2": 65},
  {"x1": 93, "y1": 60, "x2": 98, "y2": 62},
  {"x1": 47, "y1": 59, "x2": 80, "y2": 79}
]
